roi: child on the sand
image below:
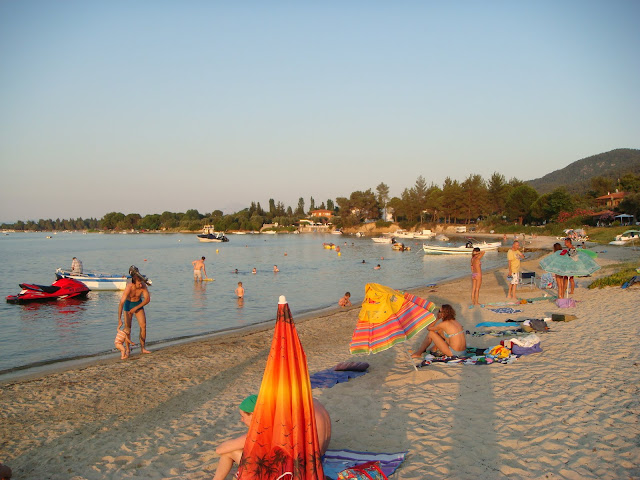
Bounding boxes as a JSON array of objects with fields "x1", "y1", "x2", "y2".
[
  {"x1": 235, "y1": 282, "x2": 244, "y2": 298},
  {"x1": 114, "y1": 327, "x2": 136, "y2": 359}
]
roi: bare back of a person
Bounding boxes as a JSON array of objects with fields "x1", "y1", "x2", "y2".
[{"x1": 440, "y1": 319, "x2": 465, "y2": 351}]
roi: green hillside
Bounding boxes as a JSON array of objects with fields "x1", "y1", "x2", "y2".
[{"x1": 527, "y1": 148, "x2": 640, "y2": 194}]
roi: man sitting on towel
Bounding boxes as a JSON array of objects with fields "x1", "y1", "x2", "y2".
[{"x1": 212, "y1": 395, "x2": 331, "y2": 480}]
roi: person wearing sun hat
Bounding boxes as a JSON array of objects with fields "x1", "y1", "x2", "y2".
[{"x1": 212, "y1": 394, "x2": 331, "y2": 480}]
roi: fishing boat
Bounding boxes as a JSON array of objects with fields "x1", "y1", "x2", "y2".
[
  {"x1": 197, "y1": 225, "x2": 229, "y2": 242},
  {"x1": 422, "y1": 240, "x2": 501, "y2": 255},
  {"x1": 609, "y1": 229, "x2": 640, "y2": 245}
]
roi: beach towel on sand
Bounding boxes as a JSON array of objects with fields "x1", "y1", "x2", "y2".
[
  {"x1": 488, "y1": 307, "x2": 523, "y2": 314},
  {"x1": 310, "y1": 369, "x2": 368, "y2": 388},
  {"x1": 323, "y1": 449, "x2": 407, "y2": 479}
]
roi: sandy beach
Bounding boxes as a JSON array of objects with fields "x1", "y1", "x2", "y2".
[{"x1": 2, "y1": 237, "x2": 639, "y2": 480}]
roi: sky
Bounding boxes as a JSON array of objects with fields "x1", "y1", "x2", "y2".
[{"x1": 1, "y1": 1, "x2": 639, "y2": 223}]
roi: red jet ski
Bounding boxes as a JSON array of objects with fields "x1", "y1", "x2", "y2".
[{"x1": 6, "y1": 278, "x2": 90, "y2": 304}]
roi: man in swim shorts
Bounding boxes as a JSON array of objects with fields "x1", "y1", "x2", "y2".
[
  {"x1": 212, "y1": 395, "x2": 331, "y2": 480},
  {"x1": 192, "y1": 256, "x2": 207, "y2": 281},
  {"x1": 118, "y1": 272, "x2": 151, "y2": 354}
]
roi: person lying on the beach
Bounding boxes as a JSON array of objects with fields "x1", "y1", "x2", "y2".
[
  {"x1": 114, "y1": 327, "x2": 136, "y2": 360},
  {"x1": 338, "y1": 292, "x2": 352, "y2": 307},
  {"x1": 212, "y1": 395, "x2": 331, "y2": 480},
  {"x1": 411, "y1": 304, "x2": 466, "y2": 358}
]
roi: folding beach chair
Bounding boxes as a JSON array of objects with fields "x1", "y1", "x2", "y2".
[{"x1": 520, "y1": 271, "x2": 536, "y2": 289}]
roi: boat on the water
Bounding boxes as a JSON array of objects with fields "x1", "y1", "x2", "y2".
[
  {"x1": 55, "y1": 269, "x2": 129, "y2": 290},
  {"x1": 423, "y1": 240, "x2": 501, "y2": 255},
  {"x1": 413, "y1": 229, "x2": 436, "y2": 239},
  {"x1": 6, "y1": 278, "x2": 90, "y2": 304},
  {"x1": 372, "y1": 237, "x2": 393, "y2": 244},
  {"x1": 609, "y1": 229, "x2": 640, "y2": 245},
  {"x1": 435, "y1": 234, "x2": 449, "y2": 241},
  {"x1": 390, "y1": 229, "x2": 414, "y2": 239},
  {"x1": 55, "y1": 266, "x2": 152, "y2": 290},
  {"x1": 197, "y1": 225, "x2": 229, "y2": 242}
]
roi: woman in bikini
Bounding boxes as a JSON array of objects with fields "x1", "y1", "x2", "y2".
[
  {"x1": 471, "y1": 247, "x2": 485, "y2": 306},
  {"x1": 412, "y1": 304, "x2": 466, "y2": 358}
]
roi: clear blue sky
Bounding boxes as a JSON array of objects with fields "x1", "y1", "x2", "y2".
[{"x1": 1, "y1": 0, "x2": 638, "y2": 222}]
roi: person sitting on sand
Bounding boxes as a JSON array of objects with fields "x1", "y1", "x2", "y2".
[
  {"x1": 114, "y1": 326, "x2": 136, "y2": 360},
  {"x1": 411, "y1": 304, "x2": 466, "y2": 358},
  {"x1": 212, "y1": 395, "x2": 331, "y2": 480},
  {"x1": 118, "y1": 272, "x2": 152, "y2": 355},
  {"x1": 338, "y1": 292, "x2": 352, "y2": 307},
  {"x1": 235, "y1": 282, "x2": 244, "y2": 298}
]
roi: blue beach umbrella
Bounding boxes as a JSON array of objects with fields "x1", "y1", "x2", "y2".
[{"x1": 539, "y1": 249, "x2": 600, "y2": 277}]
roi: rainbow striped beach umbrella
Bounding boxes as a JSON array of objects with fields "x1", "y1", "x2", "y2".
[{"x1": 350, "y1": 283, "x2": 437, "y2": 355}]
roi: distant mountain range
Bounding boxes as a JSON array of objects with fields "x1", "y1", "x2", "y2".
[{"x1": 526, "y1": 148, "x2": 640, "y2": 195}]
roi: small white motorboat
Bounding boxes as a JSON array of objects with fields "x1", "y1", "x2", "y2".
[
  {"x1": 55, "y1": 265, "x2": 152, "y2": 291},
  {"x1": 390, "y1": 229, "x2": 414, "y2": 239},
  {"x1": 609, "y1": 229, "x2": 640, "y2": 245},
  {"x1": 413, "y1": 229, "x2": 436, "y2": 239},
  {"x1": 372, "y1": 237, "x2": 393, "y2": 244},
  {"x1": 197, "y1": 225, "x2": 229, "y2": 242},
  {"x1": 422, "y1": 240, "x2": 500, "y2": 255}
]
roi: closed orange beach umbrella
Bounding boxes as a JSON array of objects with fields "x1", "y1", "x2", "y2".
[{"x1": 237, "y1": 295, "x2": 324, "y2": 480}]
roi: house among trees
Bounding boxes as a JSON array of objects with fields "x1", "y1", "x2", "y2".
[
  {"x1": 309, "y1": 209, "x2": 333, "y2": 218},
  {"x1": 595, "y1": 191, "x2": 627, "y2": 209}
]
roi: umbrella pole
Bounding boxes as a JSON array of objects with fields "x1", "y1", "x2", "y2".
[{"x1": 405, "y1": 349, "x2": 419, "y2": 371}]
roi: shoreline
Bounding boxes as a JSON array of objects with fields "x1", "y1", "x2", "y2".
[
  {"x1": 1, "y1": 238, "x2": 638, "y2": 479},
  {"x1": 1, "y1": 244, "x2": 549, "y2": 383}
]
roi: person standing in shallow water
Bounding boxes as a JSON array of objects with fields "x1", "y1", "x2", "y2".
[
  {"x1": 470, "y1": 247, "x2": 485, "y2": 306},
  {"x1": 192, "y1": 256, "x2": 207, "y2": 281},
  {"x1": 118, "y1": 272, "x2": 152, "y2": 355}
]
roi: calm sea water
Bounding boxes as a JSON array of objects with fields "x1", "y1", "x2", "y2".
[{"x1": 0, "y1": 232, "x2": 509, "y2": 376}]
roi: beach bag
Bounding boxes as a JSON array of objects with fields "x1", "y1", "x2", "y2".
[
  {"x1": 337, "y1": 461, "x2": 389, "y2": 480},
  {"x1": 556, "y1": 298, "x2": 576, "y2": 308}
]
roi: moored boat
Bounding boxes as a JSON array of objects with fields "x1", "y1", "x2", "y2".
[
  {"x1": 55, "y1": 268, "x2": 151, "y2": 290},
  {"x1": 197, "y1": 225, "x2": 229, "y2": 242},
  {"x1": 372, "y1": 237, "x2": 393, "y2": 244},
  {"x1": 422, "y1": 240, "x2": 500, "y2": 255},
  {"x1": 609, "y1": 229, "x2": 640, "y2": 245},
  {"x1": 413, "y1": 229, "x2": 436, "y2": 239}
]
